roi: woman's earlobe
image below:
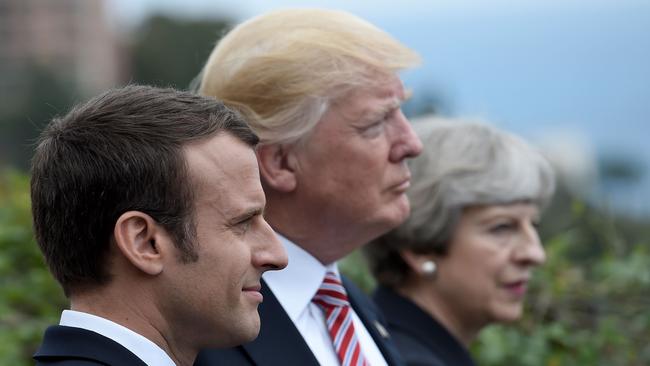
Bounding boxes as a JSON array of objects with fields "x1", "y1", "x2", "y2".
[
  {"x1": 420, "y1": 260, "x2": 437, "y2": 276},
  {"x1": 400, "y1": 250, "x2": 437, "y2": 278}
]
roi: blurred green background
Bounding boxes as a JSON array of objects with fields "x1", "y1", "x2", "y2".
[{"x1": 1, "y1": 1, "x2": 649, "y2": 365}]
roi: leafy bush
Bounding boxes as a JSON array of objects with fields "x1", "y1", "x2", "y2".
[
  {"x1": 0, "y1": 170, "x2": 67, "y2": 365},
  {"x1": 473, "y1": 235, "x2": 650, "y2": 366}
]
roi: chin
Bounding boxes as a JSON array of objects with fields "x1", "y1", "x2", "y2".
[
  {"x1": 385, "y1": 198, "x2": 411, "y2": 227},
  {"x1": 245, "y1": 315, "x2": 261, "y2": 340},
  {"x1": 240, "y1": 328, "x2": 261, "y2": 344},
  {"x1": 223, "y1": 324, "x2": 260, "y2": 348},
  {"x1": 494, "y1": 305, "x2": 524, "y2": 323}
]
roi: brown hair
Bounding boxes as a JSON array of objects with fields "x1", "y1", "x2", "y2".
[{"x1": 31, "y1": 84, "x2": 258, "y2": 295}]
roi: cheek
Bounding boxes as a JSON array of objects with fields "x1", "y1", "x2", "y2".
[
  {"x1": 224, "y1": 245, "x2": 253, "y2": 277},
  {"x1": 440, "y1": 253, "x2": 501, "y2": 299},
  {"x1": 203, "y1": 243, "x2": 252, "y2": 286},
  {"x1": 330, "y1": 138, "x2": 391, "y2": 173},
  {"x1": 454, "y1": 237, "x2": 506, "y2": 277},
  {"x1": 318, "y1": 162, "x2": 383, "y2": 200}
]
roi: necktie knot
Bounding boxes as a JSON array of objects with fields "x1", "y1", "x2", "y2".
[{"x1": 313, "y1": 271, "x2": 351, "y2": 309}]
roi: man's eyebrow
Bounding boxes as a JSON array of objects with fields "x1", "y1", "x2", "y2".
[
  {"x1": 354, "y1": 87, "x2": 412, "y2": 124},
  {"x1": 367, "y1": 96, "x2": 406, "y2": 121},
  {"x1": 228, "y1": 206, "x2": 264, "y2": 225}
]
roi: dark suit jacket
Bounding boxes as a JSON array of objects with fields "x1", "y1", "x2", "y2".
[
  {"x1": 373, "y1": 286, "x2": 476, "y2": 366},
  {"x1": 34, "y1": 325, "x2": 148, "y2": 366},
  {"x1": 195, "y1": 277, "x2": 404, "y2": 365}
]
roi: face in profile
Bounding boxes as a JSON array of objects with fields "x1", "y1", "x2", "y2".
[
  {"x1": 432, "y1": 202, "x2": 546, "y2": 326},
  {"x1": 161, "y1": 133, "x2": 288, "y2": 348},
  {"x1": 291, "y1": 73, "x2": 423, "y2": 257}
]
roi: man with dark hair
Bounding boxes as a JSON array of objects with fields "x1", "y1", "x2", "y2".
[{"x1": 31, "y1": 84, "x2": 288, "y2": 366}]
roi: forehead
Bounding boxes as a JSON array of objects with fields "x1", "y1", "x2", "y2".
[
  {"x1": 464, "y1": 202, "x2": 540, "y2": 221},
  {"x1": 333, "y1": 74, "x2": 406, "y2": 120},
  {"x1": 183, "y1": 133, "x2": 263, "y2": 215}
]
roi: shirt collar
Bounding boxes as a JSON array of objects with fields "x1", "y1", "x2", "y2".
[
  {"x1": 60, "y1": 310, "x2": 176, "y2": 366},
  {"x1": 263, "y1": 233, "x2": 339, "y2": 322}
]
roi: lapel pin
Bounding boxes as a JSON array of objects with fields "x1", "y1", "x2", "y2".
[{"x1": 374, "y1": 320, "x2": 390, "y2": 339}]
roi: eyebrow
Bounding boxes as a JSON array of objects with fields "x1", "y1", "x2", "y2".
[
  {"x1": 382, "y1": 89, "x2": 412, "y2": 112},
  {"x1": 363, "y1": 96, "x2": 407, "y2": 123},
  {"x1": 477, "y1": 210, "x2": 541, "y2": 225},
  {"x1": 228, "y1": 206, "x2": 265, "y2": 225}
]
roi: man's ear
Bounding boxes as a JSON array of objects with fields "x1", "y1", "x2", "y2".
[
  {"x1": 113, "y1": 211, "x2": 169, "y2": 276},
  {"x1": 256, "y1": 144, "x2": 297, "y2": 192}
]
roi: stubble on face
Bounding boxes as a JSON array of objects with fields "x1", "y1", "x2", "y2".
[{"x1": 164, "y1": 133, "x2": 279, "y2": 349}]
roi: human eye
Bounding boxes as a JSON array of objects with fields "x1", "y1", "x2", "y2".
[
  {"x1": 488, "y1": 221, "x2": 516, "y2": 235},
  {"x1": 231, "y1": 214, "x2": 255, "y2": 235},
  {"x1": 239, "y1": 217, "x2": 254, "y2": 230},
  {"x1": 359, "y1": 109, "x2": 397, "y2": 138},
  {"x1": 358, "y1": 119, "x2": 386, "y2": 137}
]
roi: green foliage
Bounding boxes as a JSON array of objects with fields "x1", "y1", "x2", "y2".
[
  {"x1": 0, "y1": 64, "x2": 80, "y2": 170},
  {"x1": 472, "y1": 237, "x2": 650, "y2": 366},
  {"x1": 0, "y1": 170, "x2": 67, "y2": 365},
  {"x1": 340, "y1": 249, "x2": 377, "y2": 293}
]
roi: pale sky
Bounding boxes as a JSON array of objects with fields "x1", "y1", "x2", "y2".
[
  {"x1": 106, "y1": 0, "x2": 650, "y2": 215},
  {"x1": 107, "y1": 0, "x2": 641, "y2": 27}
]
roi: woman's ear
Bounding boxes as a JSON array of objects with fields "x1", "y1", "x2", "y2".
[
  {"x1": 256, "y1": 144, "x2": 297, "y2": 192},
  {"x1": 113, "y1": 211, "x2": 169, "y2": 276},
  {"x1": 400, "y1": 249, "x2": 437, "y2": 277}
]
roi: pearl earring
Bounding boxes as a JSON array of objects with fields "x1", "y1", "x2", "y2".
[{"x1": 421, "y1": 260, "x2": 437, "y2": 276}]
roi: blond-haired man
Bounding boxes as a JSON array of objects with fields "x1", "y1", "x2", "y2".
[{"x1": 195, "y1": 9, "x2": 422, "y2": 366}]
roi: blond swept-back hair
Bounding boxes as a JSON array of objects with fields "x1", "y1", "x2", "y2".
[{"x1": 197, "y1": 8, "x2": 420, "y2": 145}]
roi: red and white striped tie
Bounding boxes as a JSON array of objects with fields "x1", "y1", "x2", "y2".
[{"x1": 312, "y1": 271, "x2": 370, "y2": 366}]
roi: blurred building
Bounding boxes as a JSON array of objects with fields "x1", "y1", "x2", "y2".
[{"x1": 0, "y1": 0, "x2": 122, "y2": 107}]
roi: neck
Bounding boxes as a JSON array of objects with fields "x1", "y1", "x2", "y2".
[
  {"x1": 265, "y1": 195, "x2": 384, "y2": 265},
  {"x1": 397, "y1": 280, "x2": 482, "y2": 347},
  {"x1": 265, "y1": 209, "x2": 341, "y2": 265},
  {"x1": 70, "y1": 288, "x2": 195, "y2": 366}
]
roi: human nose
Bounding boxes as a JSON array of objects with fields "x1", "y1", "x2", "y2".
[
  {"x1": 513, "y1": 223, "x2": 546, "y2": 266},
  {"x1": 389, "y1": 111, "x2": 423, "y2": 163},
  {"x1": 253, "y1": 219, "x2": 288, "y2": 272}
]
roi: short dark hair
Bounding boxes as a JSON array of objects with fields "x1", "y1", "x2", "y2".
[{"x1": 30, "y1": 84, "x2": 258, "y2": 295}]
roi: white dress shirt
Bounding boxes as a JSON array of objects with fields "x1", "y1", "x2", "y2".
[
  {"x1": 264, "y1": 234, "x2": 388, "y2": 366},
  {"x1": 59, "y1": 309, "x2": 176, "y2": 366}
]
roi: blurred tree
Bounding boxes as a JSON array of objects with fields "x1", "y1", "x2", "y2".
[
  {"x1": 0, "y1": 64, "x2": 80, "y2": 171},
  {"x1": 402, "y1": 87, "x2": 453, "y2": 119},
  {"x1": 599, "y1": 154, "x2": 644, "y2": 184},
  {"x1": 130, "y1": 15, "x2": 232, "y2": 89}
]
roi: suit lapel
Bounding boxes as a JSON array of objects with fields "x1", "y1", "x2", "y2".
[
  {"x1": 343, "y1": 276, "x2": 405, "y2": 366},
  {"x1": 34, "y1": 325, "x2": 148, "y2": 366},
  {"x1": 242, "y1": 279, "x2": 320, "y2": 365}
]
